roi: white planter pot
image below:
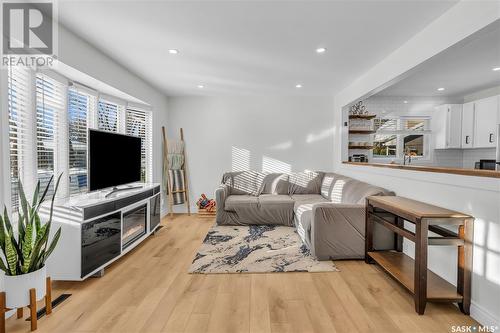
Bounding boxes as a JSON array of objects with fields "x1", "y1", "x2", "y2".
[{"x1": 4, "y1": 266, "x2": 46, "y2": 308}]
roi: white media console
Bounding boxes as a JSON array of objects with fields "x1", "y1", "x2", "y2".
[{"x1": 39, "y1": 183, "x2": 161, "y2": 281}]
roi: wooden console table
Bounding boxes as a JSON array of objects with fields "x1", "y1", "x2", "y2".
[{"x1": 365, "y1": 196, "x2": 474, "y2": 315}]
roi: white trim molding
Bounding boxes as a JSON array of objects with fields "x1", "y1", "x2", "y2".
[{"x1": 471, "y1": 301, "x2": 500, "y2": 327}]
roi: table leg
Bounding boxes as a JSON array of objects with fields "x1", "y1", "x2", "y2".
[
  {"x1": 395, "y1": 217, "x2": 404, "y2": 252},
  {"x1": 458, "y1": 218, "x2": 473, "y2": 315},
  {"x1": 365, "y1": 200, "x2": 374, "y2": 264},
  {"x1": 414, "y1": 218, "x2": 428, "y2": 315}
]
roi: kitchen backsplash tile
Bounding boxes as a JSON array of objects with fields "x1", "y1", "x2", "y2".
[{"x1": 462, "y1": 148, "x2": 496, "y2": 169}]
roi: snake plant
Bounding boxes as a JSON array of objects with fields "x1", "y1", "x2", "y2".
[{"x1": 0, "y1": 174, "x2": 62, "y2": 276}]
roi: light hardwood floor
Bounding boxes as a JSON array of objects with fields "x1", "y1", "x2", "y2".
[{"x1": 7, "y1": 215, "x2": 478, "y2": 333}]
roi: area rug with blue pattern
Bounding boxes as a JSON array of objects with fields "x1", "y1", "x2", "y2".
[{"x1": 189, "y1": 225, "x2": 338, "y2": 273}]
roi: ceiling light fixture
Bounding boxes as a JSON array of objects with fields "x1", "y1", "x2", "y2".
[
  {"x1": 493, "y1": 67, "x2": 500, "y2": 71},
  {"x1": 437, "y1": 87, "x2": 445, "y2": 91},
  {"x1": 316, "y1": 47, "x2": 327, "y2": 54},
  {"x1": 168, "y1": 49, "x2": 179, "y2": 54},
  {"x1": 403, "y1": 100, "x2": 408, "y2": 104},
  {"x1": 197, "y1": 85, "x2": 204, "y2": 89},
  {"x1": 295, "y1": 84, "x2": 303, "y2": 88}
]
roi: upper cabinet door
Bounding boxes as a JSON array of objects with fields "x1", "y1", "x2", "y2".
[
  {"x1": 462, "y1": 102, "x2": 475, "y2": 148},
  {"x1": 433, "y1": 105, "x2": 448, "y2": 149},
  {"x1": 474, "y1": 96, "x2": 498, "y2": 148},
  {"x1": 433, "y1": 104, "x2": 462, "y2": 149},
  {"x1": 448, "y1": 104, "x2": 463, "y2": 148}
]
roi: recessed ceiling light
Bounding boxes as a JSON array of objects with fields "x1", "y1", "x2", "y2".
[
  {"x1": 493, "y1": 67, "x2": 500, "y2": 71},
  {"x1": 197, "y1": 84, "x2": 204, "y2": 88},
  {"x1": 403, "y1": 100, "x2": 408, "y2": 104},
  {"x1": 168, "y1": 49, "x2": 179, "y2": 54},
  {"x1": 437, "y1": 87, "x2": 445, "y2": 91},
  {"x1": 316, "y1": 47, "x2": 327, "y2": 54},
  {"x1": 295, "y1": 84, "x2": 302, "y2": 88}
]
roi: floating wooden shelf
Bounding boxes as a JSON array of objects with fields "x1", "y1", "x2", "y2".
[
  {"x1": 349, "y1": 114, "x2": 376, "y2": 119},
  {"x1": 348, "y1": 145, "x2": 373, "y2": 150},
  {"x1": 368, "y1": 251, "x2": 463, "y2": 301},
  {"x1": 349, "y1": 130, "x2": 376, "y2": 134}
]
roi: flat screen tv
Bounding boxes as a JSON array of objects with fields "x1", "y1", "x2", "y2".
[{"x1": 88, "y1": 129, "x2": 142, "y2": 191}]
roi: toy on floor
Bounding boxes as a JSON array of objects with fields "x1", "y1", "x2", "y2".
[{"x1": 196, "y1": 194, "x2": 216, "y2": 212}]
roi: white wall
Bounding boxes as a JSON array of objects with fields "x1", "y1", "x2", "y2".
[
  {"x1": 334, "y1": 1, "x2": 500, "y2": 326},
  {"x1": 0, "y1": 23, "x2": 170, "y2": 212},
  {"x1": 167, "y1": 96, "x2": 334, "y2": 211}
]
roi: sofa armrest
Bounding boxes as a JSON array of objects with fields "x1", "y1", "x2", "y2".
[
  {"x1": 310, "y1": 203, "x2": 392, "y2": 260},
  {"x1": 215, "y1": 185, "x2": 230, "y2": 212}
]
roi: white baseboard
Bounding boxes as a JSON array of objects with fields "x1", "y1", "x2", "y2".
[{"x1": 471, "y1": 301, "x2": 500, "y2": 326}]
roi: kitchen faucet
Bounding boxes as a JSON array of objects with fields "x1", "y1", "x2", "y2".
[{"x1": 403, "y1": 148, "x2": 412, "y2": 165}]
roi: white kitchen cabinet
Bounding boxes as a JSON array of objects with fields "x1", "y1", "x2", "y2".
[
  {"x1": 473, "y1": 96, "x2": 498, "y2": 148},
  {"x1": 461, "y1": 102, "x2": 475, "y2": 148},
  {"x1": 433, "y1": 104, "x2": 462, "y2": 149}
]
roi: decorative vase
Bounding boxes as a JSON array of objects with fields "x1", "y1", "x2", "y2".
[{"x1": 4, "y1": 266, "x2": 46, "y2": 308}]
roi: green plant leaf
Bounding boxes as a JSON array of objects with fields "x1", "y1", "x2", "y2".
[
  {"x1": 3, "y1": 207, "x2": 12, "y2": 235},
  {"x1": 42, "y1": 174, "x2": 63, "y2": 256},
  {"x1": 18, "y1": 181, "x2": 29, "y2": 218},
  {"x1": 34, "y1": 213, "x2": 41, "y2": 234},
  {"x1": 29, "y1": 224, "x2": 49, "y2": 272},
  {"x1": 4, "y1": 232, "x2": 18, "y2": 275},
  {"x1": 32, "y1": 181, "x2": 40, "y2": 208},
  {"x1": 17, "y1": 212, "x2": 25, "y2": 243},
  {"x1": 37, "y1": 175, "x2": 53, "y2": 208},
  {"x1": 21, "y1": 218, "x2": 34, "y2": 273},
  {"x1": 0, "y1": 257, "x2": 8, "y2": 274},
  {"x1": 41, "y1": 227, "x2": 61, "y2": 266},
  {"x1": 0, "y1": 214, "x2": 5, "y2": 252}
]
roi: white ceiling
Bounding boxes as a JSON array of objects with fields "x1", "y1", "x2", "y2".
[
  {"x1": 379, "y1": 21, "x2": 500, "y2": 98},
  {"x1": 58, "y1": 0, "x2": 458, "y2": 96}
]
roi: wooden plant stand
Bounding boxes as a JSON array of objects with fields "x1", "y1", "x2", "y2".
[
  {"x1": 365, "y1": 196, "x2": 473, "y2": 315},
  {"x1": 0, "y1": 277, "x2": 52, "y2": 332}
]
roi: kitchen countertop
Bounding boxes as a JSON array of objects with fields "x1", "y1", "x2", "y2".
[{"x1": 343, "y1": 162, "x2": 500, "y2": 179}]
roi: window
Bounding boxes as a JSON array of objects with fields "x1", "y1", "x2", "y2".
[
  {"x1": 373, "y1": 134, "x2": 397, "y2": 157},
  {"x1": 7, "y1": 66, "x2": 33, "y2": 213},
  {"x1": 126, "y1": 108, "x2": 152, "y2": 182},
  {"x1": 36, "y1": 74, "x2": 66, "y2": 196},
  {"x1": 68, "y1": 87, "x2": 96, "y2": 194},
  {"x1": 404, "y1": 135, "x2": 424, "y2": 157},
  {"x1": 98, "y1": 100, "x2": 124, "y2": 132},
  {"x1": 6, "y1": 65, "x2": 154, "y2": 215},
  {"x1": 372, "y1": 116, "x2": 430, "y2": 160}
]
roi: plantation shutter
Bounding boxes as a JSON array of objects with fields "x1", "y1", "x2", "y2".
[
  {"x1": 7, "y1": 66, "x2": 36, "y2": 213},
  {"x1": 126, "y1": 107, "x2": 153, "y2": 182},
  {"x1": 68, "y1": 86, "x2": 97, "y2": 193},
  {"x1": 402, "y1": 118, "x2": 429, "y2": 132},
  {"x1": 35, "y1": 73, "x2": 67, "y2": 197},
  {"x1": 97, "y1": 97, "x2": 125, "y2": 133}
]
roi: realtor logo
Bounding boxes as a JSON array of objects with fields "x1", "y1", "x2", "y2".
[{"x1": 1, "y1": 0, "x2": 56, "y2": 67}]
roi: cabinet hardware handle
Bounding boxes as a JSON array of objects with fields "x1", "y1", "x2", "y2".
[
  {"x1": 489, "y1": 133, "x2": 494, "y2": 143},
  {"x1": 465, "y1": 135, "x2": 469, "y2": 144}
]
